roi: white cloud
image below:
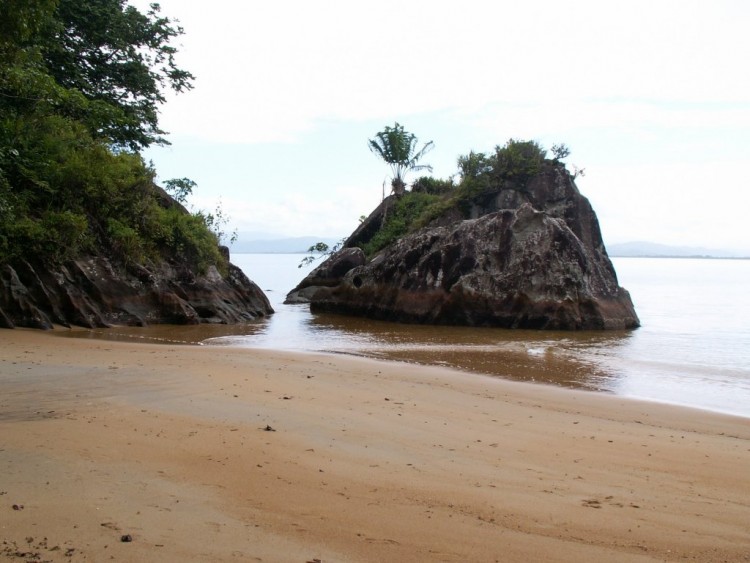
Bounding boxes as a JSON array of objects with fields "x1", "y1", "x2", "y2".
[
  {"x1": 191, "y1": 184, "x2": 383, "y2": 239},
  {"x1": 132, "y1": 0, "x2": 750, "y2": 250},
  {"x1": 468, "y1": 100, "x2": 750, "y2": 140},
  {"x1": 141, "y1": 0, "x2": 750, "y2": 144},
  {"x1": 584, "y1": 161, "x2": 750, "y2": 251}
]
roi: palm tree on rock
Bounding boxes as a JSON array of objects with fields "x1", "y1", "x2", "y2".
[{"x1": 368, "y1": 122, "x2": 434, "y2": 196}]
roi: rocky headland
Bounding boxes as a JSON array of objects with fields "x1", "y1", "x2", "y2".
[
  {"x1": 0, "y1": 187, "x2": 272, "y2": 330},
  {"x1": 0, "y1": 2, "x2": 272, "y2": 331},
  {"x1": 0, "y1": 252, "x2": 272, "y2": 330},
  {"x1": 287, "y1": 158, "x2": 639, "y2": 330}
]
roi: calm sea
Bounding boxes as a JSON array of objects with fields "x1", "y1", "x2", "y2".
[{"x1": 66, "y1": 253, "x2": 750, "y2": 418}]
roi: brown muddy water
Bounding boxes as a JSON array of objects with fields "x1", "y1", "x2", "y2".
[
  {"x1": 62, "y1": 313, "x2": 627, "y2": 391},
  {"x1": 58, "y1": 254, "x2": 750, "y2": 418}
]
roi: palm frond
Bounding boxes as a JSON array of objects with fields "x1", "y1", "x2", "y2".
[{"x1": 368, "y1": 122, "x2": 433, "y2": 190}]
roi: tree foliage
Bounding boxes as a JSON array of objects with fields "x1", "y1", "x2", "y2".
[
  {"x1": 457, "y1": 139, "x2": 547, "y2": 197},
  {"x1": 550, "y1": 143, "x2": 570, "y2": 161},
  {"x1": 299, "y1": 241, "x2": 340, "y2": 268},
  {"x1": 0, "y1": 0, "x2": 224, "y2": 274},
  {"x1": 368, "y1": 122, "x2": 434, "y2": 196},
  {"x1": 164, "y1": 177, "x2": 196, "y2": 203},
  {"x1": 355, "y1": 139, "x2": 579, "y2": 258},
  {"x1": 40, "y1": 0, "x2": 194, "y2": 150}
]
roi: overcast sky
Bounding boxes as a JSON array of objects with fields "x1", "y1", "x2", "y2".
[{"x1": 135, "y1": 0, "x2": 750, "y2": 252}]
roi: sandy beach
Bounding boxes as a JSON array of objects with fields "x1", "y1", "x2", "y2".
[{"x1": 1, "y1": 330, "x2": 749, "y2": 562}]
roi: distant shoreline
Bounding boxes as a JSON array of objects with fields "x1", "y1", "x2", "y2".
[
  {"x1": 609, "y1": 254, "x2": 750, "y2": 260},
  {"x1": 606, "y1": 241, "x2": 749, "y2": 259},
  {"x1": 231, "y1": 249, "x2": 750, "y2": 260},
  {"x1": 231, "y1": 237, "x2": 750, "y2": 260}
]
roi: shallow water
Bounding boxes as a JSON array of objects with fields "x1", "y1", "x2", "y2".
[{"x1": 62, "y1": 253, "x2": 750, "y2": 418}]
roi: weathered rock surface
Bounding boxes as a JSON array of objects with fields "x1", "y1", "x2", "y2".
[
  {"x1": 0, "y1": 254, "x2": 272, "y2": 330},
  {"x1": 285, "y1": 247, "x2": 365, "y2": 304},
  {"x1": 289, "y1": 162, "x2": 639, "y2": 330}
]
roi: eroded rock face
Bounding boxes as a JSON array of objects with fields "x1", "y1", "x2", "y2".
[
  {"x1": 0, "y1": 255, "x2": 273, "y2": 330},
  {"x1": 309, "y1": 204, "x2": 638, "y2": 330},
  {"x1": 285, "y1": 247, "x2": 365, "y2": 304},
  {"x1": 289, "y1": 163, "x2": 639, "y2": 330}
]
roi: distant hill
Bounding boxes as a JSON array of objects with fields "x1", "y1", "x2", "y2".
[
  {"x1": 607, "y1": 241, "x2": 749, "y2": 259},
  {"x1": 231, "y1": 237, "x2": 750, "y2": 258},
  {"x1": 231, "y1": 236, "x2": 341, "y2": 254}
]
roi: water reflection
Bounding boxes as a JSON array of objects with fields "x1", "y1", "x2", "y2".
[
  {"x1": 206, "y1": 306, "x2": 635, "y2": 393},
  {"x1": 55, "y1": 255, "x2": 750, "y2": 418},
  {"x1": 60, "y1": 303, "x2": 635, "y2": 393},
  {"x1": 60, "y1": 322, "x2": 268, "y2": 346}
]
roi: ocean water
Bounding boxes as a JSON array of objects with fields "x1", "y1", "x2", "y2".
[
  {"x1": 597, "y1": 257, "x2": 750, "y2": 416},
  {"x1": 63, "y1": 253, "x2": 750, "y2": 418}
]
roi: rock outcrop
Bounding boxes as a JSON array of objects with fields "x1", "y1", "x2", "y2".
[
  {"x1": 0, "y1": 253, "x2": 272, "y2": 330},
  {"x1": 285, "y1": 247, "x2": 365, "y2": 304},
  {"x1": 287, "y1": 162, "x2": 639, "y2": 330}
]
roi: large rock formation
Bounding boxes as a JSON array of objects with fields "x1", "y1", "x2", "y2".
[
  {"x1": 287, "y1": 162, "x2": 639, "y2": 330},
  {"x1": 0, "y1": 254, "x2": 272, "y2": 330},
  {"x1": 1, "y1": 179, "x2": 273, "y2": 330}
]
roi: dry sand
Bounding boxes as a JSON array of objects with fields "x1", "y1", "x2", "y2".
[{"x1": 1, "y1": 329, "x2": 749, "y2": 562}]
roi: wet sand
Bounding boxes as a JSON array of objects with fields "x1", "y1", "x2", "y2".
[{"x1": 1, "y1": 329, "x2": 749, "y2": 562}]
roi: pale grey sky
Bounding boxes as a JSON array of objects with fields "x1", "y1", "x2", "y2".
[{"x1": 137, "y1": 0, "x2": 750, "y2": 252}]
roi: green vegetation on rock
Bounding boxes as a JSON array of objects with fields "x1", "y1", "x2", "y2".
[
  {"x1": 457, "y1": 139, "x2": 547, "y2": 198},
  {"x1": 358, "y1": 138, "x2": 572, "y2": 258},
  {"x1": 361, "y1": 192, "x2": 441, "y2": 256},
  {"x1": 0, "y1": 0, "x2": 225, "y2": 274}
]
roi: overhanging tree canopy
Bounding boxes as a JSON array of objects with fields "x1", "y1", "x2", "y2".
[
  {"x1": 1, "y1": 0, "x2": 194, "y2": 151},
  {"x1": 0, "y1": 1, "x2": 219, "y2": 268},
  {"x1": 45, "y1": 0, "x2": 194, "y2": 149}
]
